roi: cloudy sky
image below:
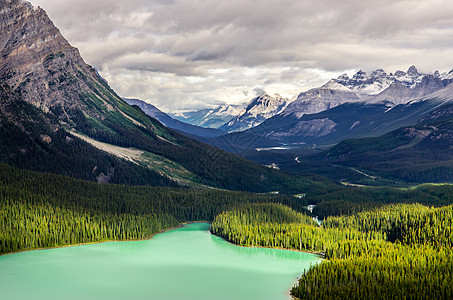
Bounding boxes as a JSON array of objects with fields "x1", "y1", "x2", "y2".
[{"x1": 29, "y1": 0, "x2": 453, "y2": 112}]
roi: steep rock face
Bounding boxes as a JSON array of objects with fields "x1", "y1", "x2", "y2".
[
  {"x1": 365, "y1": 75, "x2": 445, "y2": 105},
  {"x1": 0, "y1": 0, "x2": 105, "y2": 123},
  {"x1": 0, "y1": 0, "x2": 176, "y2": 148},
  {"x1": 220, "y1": 94, "x2": 288, "y2": 132}
]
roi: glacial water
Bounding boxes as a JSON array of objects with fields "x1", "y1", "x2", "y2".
[{"x1": 0, "y1": 223, "x2": 320, "y2": 300}]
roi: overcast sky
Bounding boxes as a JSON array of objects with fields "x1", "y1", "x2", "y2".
[{"x1": 29, "y1": 0, "x2": 453, "y2": 112}]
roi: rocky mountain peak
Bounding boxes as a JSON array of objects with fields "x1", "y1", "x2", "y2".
[
  {"x1": 407, "y1": 65, "x2": 420, "y2": 77},
  {"x1": 394, "y1": 70, "x2": 406, "y2": 77},
  {"x1": 336, "y1": 73, "x2": 350, "y2": 83},
  {"x1": 351, "y1": 70, "x2": 367, "y2": 81},
  {"x1": 333, "y1": 69, "x2": 394, "y2": 96},
  {"x1": 0, "y1": 0, "x2": 109, "y2": 126},
  {"x1": 370, "y1": 69, "x2": 387, "y2": 79},
  {"x1": 440, "y1": 69, "x2": 453, "y2": 80},
  {"x1": 220, "y1": 94, "x2": 289, "y2": 132}
]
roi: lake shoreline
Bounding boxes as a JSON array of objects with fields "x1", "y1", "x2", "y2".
[
  {"x1": 2, "y1": 221, "x2": 325, "y2": 260},
  {"x1": 208, "y1": 230, "x2": 325, "y2": 258},
  {"x1": 0, "y1": 220, "x2": 209, "y2": 257}
]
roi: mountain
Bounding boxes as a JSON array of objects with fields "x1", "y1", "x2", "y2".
[
  {"x1": 123, "y1": 98, "x2": 225, "y2": 138},
  {"x1": 321, "y1": 99, "x2": 453, "y2": 183},
  {"x1": 0, "y1": 0, "x2": 319, "y2": 193},
  {"x1": 364, "y1": 74, "x2": 446, "y2": 106},
  {"x1": 282, "y1": 81, "x2": 360, "y2": 118},
  {"x1": 171, "y1": 103, "x2": 246, "y2": 129},
  {"x1": 220, "y1": 94, "x2": 289, "y2": 132}
]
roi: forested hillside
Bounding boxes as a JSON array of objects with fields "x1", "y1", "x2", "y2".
[{"x1": 211, "y1": 202, "x2": 453, "y2": 299}]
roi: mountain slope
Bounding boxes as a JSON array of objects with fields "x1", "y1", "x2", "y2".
[
  {"x1": 123, "y1": 98, "x2": 225, "y2": 138},
  {"x1": 262, "y1": 98, "x2": 445, "y2": 145},
  {"x1": 0, "y1": 80, "x2": 177, "y2": 186},
  {"x1": 0, "y1": 0, "x2": 321, "y2": 193},
  {"x1": 322, "y1": 101, "x2": 453, "y2": 183}
]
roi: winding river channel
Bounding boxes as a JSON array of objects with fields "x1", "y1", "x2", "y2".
[{"x1": 0, "y1": 223, "x2": 320, "y2": 300}]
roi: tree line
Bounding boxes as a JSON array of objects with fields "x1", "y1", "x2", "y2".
[{"x1": 0, "y1": 164, "x2": 306, "y2": 255}]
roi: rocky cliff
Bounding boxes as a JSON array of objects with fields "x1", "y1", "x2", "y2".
[{"x1": 1, "y1": 0, "x2": 109, "y2": 125}]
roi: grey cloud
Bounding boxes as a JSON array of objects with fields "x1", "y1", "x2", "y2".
[
  {"x1": 28, "y1": 0, "x2": 453, "y2": 110},
  {"x1": 253, "y1": 87, "x2": 267, "y2": 96},
  {"x1": 108, "y1": 53, "x2": 207, "y2": 76},
  {"x1": 32, "y1": 0, "x2": 453, "y2": 70}
]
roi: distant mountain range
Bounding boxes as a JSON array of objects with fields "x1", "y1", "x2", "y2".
[
  {"x1": 171, "y1": 103, "x2": 246, "y2": 129},
  {"x1": 123, "y1": 63, "x2": 453, "y2": 185},
  {"x1": 171, "y1": 94, "x2": 291, "y2": 133},
  {"x1": 177, "y1": 66, "x2": 453, "y2": 184},
  {"x1": 170, "y1": 66, "x2": 453, "y2": 136},
  {"x1": 202, "y1": 66, "x2": 453, "y2": 152},
  {"x1": 123, "y1": 98, "x2": 225, "y2": 138}
]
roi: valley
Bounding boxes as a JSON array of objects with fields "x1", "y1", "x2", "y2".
[{"x1": 1, "y1": 0, "x2": 453, "y2": 299}]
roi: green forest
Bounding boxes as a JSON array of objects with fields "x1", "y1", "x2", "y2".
[
  {"x1": 0, "y1": 164, "x2": 306, "y2": 255},
  {"x1": 211, "y1": 202, "x2": 453, "y2": 299}
]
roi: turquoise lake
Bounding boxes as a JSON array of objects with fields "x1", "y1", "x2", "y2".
[{"x1": 0, "y1": 223, "x2": 320, "y2": 300}]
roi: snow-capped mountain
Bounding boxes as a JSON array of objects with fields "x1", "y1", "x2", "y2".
[
  {"x1": 283, "y1": 82, "x2": 360, "y2": 118},
  {"x1": 335, "y1": 69, "x2": 395, "y2": 95},
  {"x1": 334, "y1": 66, "x2": 441, "y2": 96},
  {"x1": 364, "y1": 74, "x2": 445, "y2": 105},
  {"x1": 220, "y1": 94, "x2": 289, "y2": 132},
  {"x1": 171, "y1": 103, "x2": 246, "y2": 129},
  {"x1": 282, "y1": 66, "x2": 452, "y2": 120}
]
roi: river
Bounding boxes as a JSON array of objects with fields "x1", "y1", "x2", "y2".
[{"x1": 0, "y1": 223, "x2": 320, "y2": 300}]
